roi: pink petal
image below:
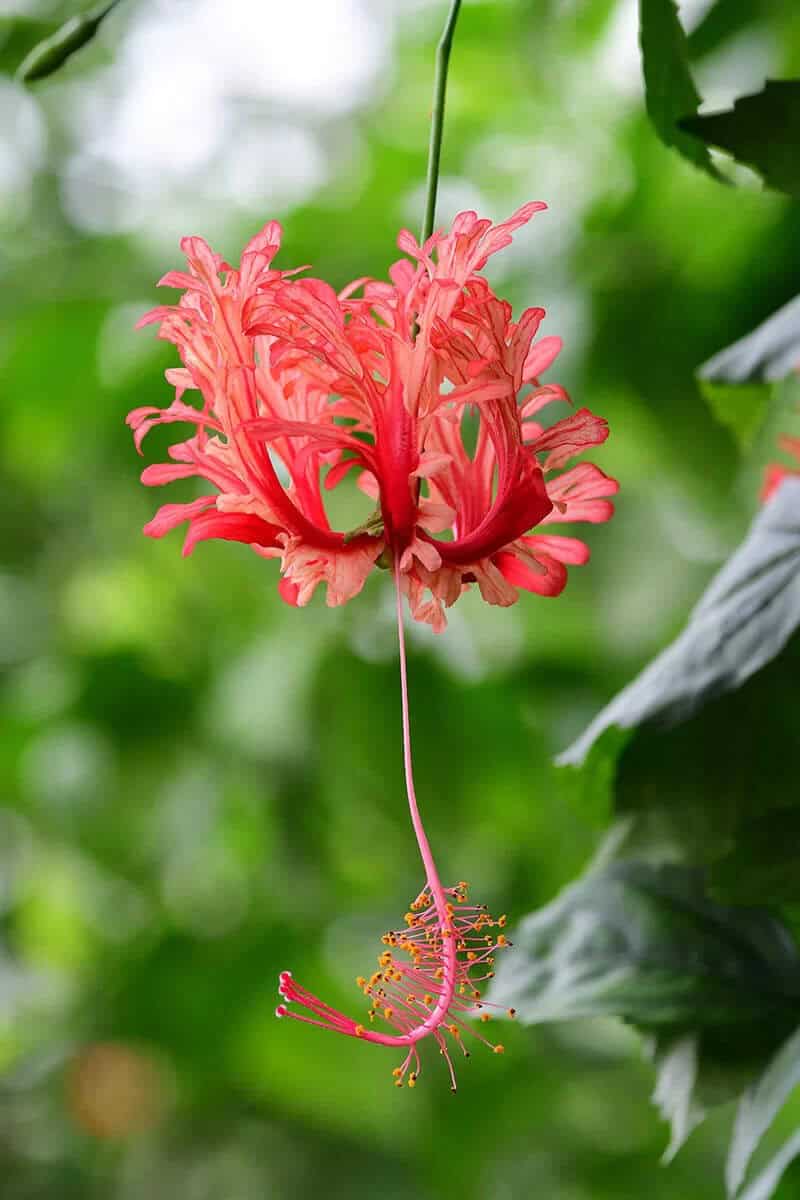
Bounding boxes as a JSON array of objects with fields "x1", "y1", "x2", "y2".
[
  {"x1": 182, "y1": 510, "x2": 281, "y2": 557},
  {"x1": 520, "y1": 534, "x2": 590, "y2": 565},
  {"x1": 143, "y1": 496, "x2": 217, "y2": 539},
  {"x1": 528, "y1": 409, "x2": 609, "y2": 470},
  {"x1": 140, "y1": 463, "x2": 198, "y2": 486},
  {"x1": 522, "y1": 336, "x2": 563, "y2": 382},
  {"x1": 495, "y1": 549, "x2": 567, "y2": 597}
]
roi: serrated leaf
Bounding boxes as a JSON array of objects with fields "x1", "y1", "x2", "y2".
[
  {"x1": 728, "y1": 1026, "x2": 800, "y2": 1197},
  {"x1": 16, "y1": 0, "x2": 122, "y2": 83},
  {"x1": 681, "y1": 80, "x2": 800, "y2": 198},
  {"x1": 560, "y1": 478, "x2": 800, "y2": 766},
  {"x1": 699, "y1": 381, "x2": 773, "y2": 450},
  {"x1": 699, "y1": 295, "x2": 800, "y2": 385},
  {"x1": 639, "y1": 0, "x2": 719, "y2": 177},
  {"x1": 487, "y1": 861, "x2": 800, "y2": 1028}
]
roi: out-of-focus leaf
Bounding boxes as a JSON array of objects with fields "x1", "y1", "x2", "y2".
[
  {"x1": 698, "y1": 380, "x2": 773, "y2": 450},
  {"x1": 560, "y1": 479, "x2": 800, "y2": 765},
  {"x1": 648, "y1": 1034, "x2": 706, "y2": 1161},
  {"x1": 737, "y1": 1129, "x2": 800, "y2": 1200},
  {"x1": 487, "y1": 861, "x2": 800, "y2": 1027},
  {"x1": 727, "y1": 1026, "x2": 800, "y2": 1197},
  {"x1": 16, "y1": 0, "x2": 122, "y2": 83},
  {"x1": 639, "y1": 0, "x2": 718, "y2": 177},
  {"x1": 680, "y1": 80, "x2": 800, "y2": 198},
  {"x1": 699, "y1": 295, "x2": 800, "y2": 385}
]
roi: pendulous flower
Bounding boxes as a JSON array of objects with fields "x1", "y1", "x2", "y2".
[
  {"x1": 128, "y1": 206, "x2": 618, "y2": 1088},
  {"x1": 129, "y1": 204, "x2": 617, "y2": 629}
]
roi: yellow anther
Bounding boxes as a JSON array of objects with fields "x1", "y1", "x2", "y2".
[
  {"x1": 408, "y1": 1073, "x2": 417, "y2": 1088},
  {"x1": 472, "y1": 989, "x2": 481, "y2": 1000},
  {"x1": 407, "y1": 994, "x2": 417, "y2": 1004},
  {"x1": 392, "y1": 1067, "x2": 403, "y2": 1077},
  {"x1": 355, "y1": 1024, "x2": 365, "y2": 1037},
  {"x1": 498, "y1": 914, "x2": 507, "y2": 927},
  {"x1": 356, "y1": 975, "x2": 367, "y2": 987},
  {"x1": 493, "y1": 1044, "x2": 505, "y2": 1055},
  {"x1": 393, "y1": 971, "x2": 402, "y2": 982},
  {"x1": 423, "y1": 994, "x2": 433, "y2": 1006},
  {"x1": 480, "y1": 1013, "x2": 491, "y2": 1023},
  {"x1": 434, "y1": 967, "x2": 444, "y2": 980},
  {"x1": 467, "y1": 951, "x2": 476, "y2": 961},
  {"x1": 497, "y1": 935, "x2": 508, "y2": 948},
  {"x1": 395, "y1": 1079, "x2": 404, "y2": 1088},
  {"x1": 384, "y1": 1007, "x2": 394, "y2": 1020},
  {"x1": 508, "y1": 1008, "x2": 516, "y2": 1019},
  {"x1": 448, "y1": 1024, "x2": 460, "y2": 1037}
]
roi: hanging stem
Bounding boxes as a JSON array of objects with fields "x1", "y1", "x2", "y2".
[
  {"x1": 393, "y1": 563, "x2": 456, "y2": 1000},
  {"x1": 420, "y1": 0, "x2": 463, "y2": 246}
]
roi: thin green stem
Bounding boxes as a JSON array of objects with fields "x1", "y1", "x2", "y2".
[{"x1": 420, "y1": 0, "x2": 462, "y2": 246}]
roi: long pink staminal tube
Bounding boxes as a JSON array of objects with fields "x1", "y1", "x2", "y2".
[{"x1": 275, "y1": 562, "x2": 514, "y2": 1089}]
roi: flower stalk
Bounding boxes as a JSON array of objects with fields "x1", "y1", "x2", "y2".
[{"x1": 421, "y1": 0, "x2": 463, "y2": 245}]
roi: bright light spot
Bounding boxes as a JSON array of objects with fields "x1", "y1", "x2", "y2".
[{"x1": 62, "y1": 0, "x2": 389, "y2": 234}]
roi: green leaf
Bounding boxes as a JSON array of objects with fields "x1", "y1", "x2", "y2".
[
  {"x1": 699, "y1": 295, "x2": 800, "y2": 385},
  {"x1": 728, "y1": 1026, "x2": 800, "y2": 1196},
  {"x1": 560, "y1": 479, "x2": 800, "y2": 765},
  {"x1": 680, "y1": 80, "x2": 800, "y2": 198},
  {"x1": 16, "y1": 0, "x2": 122, "y2": 83},
  {"x1": 712, "y1": 809, "x2": 800, "y2": 907},
  {"x1": 699, "y1": 380, "x2": 773, "y2": 450},
  {"x1": 610, "y1": 634, "x2": 800, "y2": 884},
  {"x1": 487, "y1": 860, "x2": 800, "y2": 1028},
  {"x1": 639, "y1": 0, "x2": 719, "y2": 177}
]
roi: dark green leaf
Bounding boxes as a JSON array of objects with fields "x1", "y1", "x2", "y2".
[
  {"x1": 16, "y1": 0, "x2": 122, "y2": 83},
  {"x1": 728, "y1": 1026, "x2": 800, "y2": 1196},
  {"x1": 680, "y1": 80, "x2": 800, "y2": 198},
  {"x1": 712, "y1": 810, "x2": 800, "y2": 907},
  {"x1": 611, "y1": 635, "x2": 800, "y2": 880},
  {"x1": 639, "y1": 0, "x2": 719, "y2": 177},
  {"x1": 699, "y1": 295, "x2": 800, "y2": 385},
  {"x1": 487, "y1": 860, "x2": 800, "y2": 1028},
  {"x1": 560, "y1": 479, "x2": 800, "y2": 765}
]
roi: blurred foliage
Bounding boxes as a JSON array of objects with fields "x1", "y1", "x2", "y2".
[{"x1": 2, "y1": 1, "x2": 800, "y2": 1199}]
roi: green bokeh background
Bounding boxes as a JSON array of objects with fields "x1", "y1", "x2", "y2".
[{"x1": 2, "y1": 0, "x2": 800, "y2": 1196}]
